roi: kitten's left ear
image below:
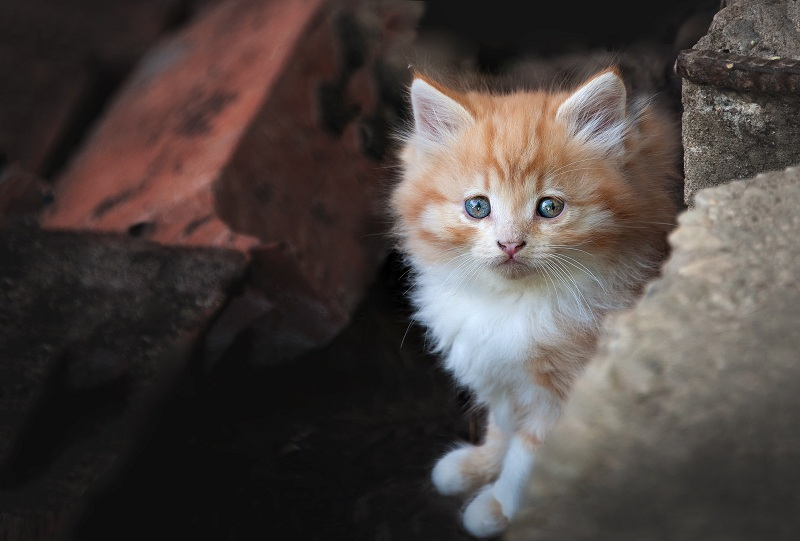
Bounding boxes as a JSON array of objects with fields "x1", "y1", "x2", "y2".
[
  {"x1": 556, "y1": 70, "x2": 627, "y2": 151},
  {"x1": 409, "y1": 78, "x2": 474, "y2": 148}
]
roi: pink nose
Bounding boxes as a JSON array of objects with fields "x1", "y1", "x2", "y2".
[{"x1": 497, "y1": 240, "x2": 526, "y2": 257}]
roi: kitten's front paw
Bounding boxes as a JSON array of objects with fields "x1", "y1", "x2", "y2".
[
  {"x1": 462, "y1": 487, "x2": 509, "y2": 539},
  {"x1": 431, "y1": 445, "x2": 473, "y2": 496}
]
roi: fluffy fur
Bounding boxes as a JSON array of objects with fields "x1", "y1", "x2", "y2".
[{"x1": 389, "y1": 67, "x2": 681, "y2": 538}]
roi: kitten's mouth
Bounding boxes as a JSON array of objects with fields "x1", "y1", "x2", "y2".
[{"x1": 495, "y1": 257, "x2": 533, "y2": 278}]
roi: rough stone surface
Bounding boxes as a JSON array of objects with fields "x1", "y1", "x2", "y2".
[
  {"x1": 694, "y1": 0, "x2": 800, "y2": 58},
  {"x1": 681, "y1": 0, "x2": 800, "y2": 206},
  {"x1": 40, "y1": 0, "x2": 421, "y2": 365},
  {"x1": 681, "y1": 81, "x2": 800, "y2": 205},
  {"x1": 0, "y1": 223, "x2": 246, "y2": 541},
  {"x1": 508, "y1": 166, "x2": 800, "y2": 541}
]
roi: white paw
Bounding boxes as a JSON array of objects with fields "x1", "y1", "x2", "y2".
[
  {"x1": 462, "y1": 487, "x2": 509, "y2": 539},
  {"x1": 431, "y1": 445, "x2": 473, "y2": 496}
]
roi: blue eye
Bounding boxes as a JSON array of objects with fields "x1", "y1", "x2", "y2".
[
  {"x1": 536, "y1": 197, "x2": 564, "y2": 218},
  {"x1": 465, "y1": 196, "x2": 491, "y2": 219}
]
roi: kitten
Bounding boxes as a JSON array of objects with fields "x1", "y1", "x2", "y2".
[{"x1": 389, "y1": 67, "x2": 681, "y2": 537}]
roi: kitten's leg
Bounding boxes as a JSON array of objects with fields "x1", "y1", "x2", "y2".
[
  {"x1": 431, "y1": 415, "x2": 510, "y2": 497},
  {"x1": 461, "y1": 431, "x2": 539, "y2": 538}
]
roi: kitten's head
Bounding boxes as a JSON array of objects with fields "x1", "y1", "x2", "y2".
[{"x1": 391, "y1": 68, "x2": 679, "y2": 289}]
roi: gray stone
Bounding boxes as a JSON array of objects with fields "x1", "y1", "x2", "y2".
[
  {"x1": 508, "y1": 166, "x2": 800, "y2": 541},
  {"x1": 681, "y1": 83, "x2": 800, "y2": 205},
  {"x1": 680, "y1": 0, "x2": 800, "y2": 207},
  {"x1": 694, "y1": 0, "x2": 800, "y2": 58},
  {"x1": 0, "y1": 223, "x2": 246, "y2": 540}
]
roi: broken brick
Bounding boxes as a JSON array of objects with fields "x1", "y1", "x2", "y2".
[{"x1": 41, "y1": 0, "x2": 422, "y2": 364}]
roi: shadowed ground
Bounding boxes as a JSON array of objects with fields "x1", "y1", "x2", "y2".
[{"x1": 69, "y1": 254, "x2": 483, "y2": 541}]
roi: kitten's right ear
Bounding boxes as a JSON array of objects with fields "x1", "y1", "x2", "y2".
[
  {"x1": 556, "y1": 70, "x2": 627, "y2": 152},
  {"x1": 410, "y1": 78, "x2": 474, "y2": 147}
]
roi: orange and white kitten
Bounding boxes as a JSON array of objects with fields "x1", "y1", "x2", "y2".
[{"x1": 390, "y1": 68, "x2": 681, "y2": 537}]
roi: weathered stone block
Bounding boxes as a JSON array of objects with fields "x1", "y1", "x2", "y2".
[
  {"x1": 677, "y1": 0, "x2": 800, "y2": 206},
  {"x1": 508, "y1": 166, "x2": 800, "y2": 540}
]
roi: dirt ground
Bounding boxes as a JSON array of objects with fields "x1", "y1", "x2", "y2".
[{"x1": 69, "y1": 253, "x2": 485, "y2": 541}]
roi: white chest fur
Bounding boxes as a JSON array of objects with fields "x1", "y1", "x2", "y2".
[{"x1": 412, "y1": 266, "x2": 583, "y2": 398}]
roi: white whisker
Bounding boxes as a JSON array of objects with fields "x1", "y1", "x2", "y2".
[
  {"x1": 441, "y1": 255, "x2": 479, "y2": 289},
  {"x1": 547, "y1": 156, "x2": 601, "y2": 177},
  {"x1": 541, "y1": 259, "x2": 584, "y2": 318},
  {"x1": 546, "y1": 257, "x2": 596, "y2": 323},
  {"x1": 537, "y1": 262, "x2": 561, "y2": 311},
  {"x1": 548, "y1": 253, "x2": 606, "y2": 293},
  {"x1": 399, "y1": 319, "x2": 415, "y2": 349},
  {"x1": 544, "y1": 244, "x2": 595, "y2": 257},
  {"x1": 548, "y1": 166, "x2": 595, "y2": 179}
]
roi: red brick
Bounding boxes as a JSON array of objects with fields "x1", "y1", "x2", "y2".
[{"x1": 41, "y1": 0, "x2": 422, "y2": 361}]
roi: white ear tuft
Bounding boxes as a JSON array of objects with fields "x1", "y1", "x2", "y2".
[
  {"x1": 556, "y1": 71, "x2": 627, "y2": 151},
  {"x1": 410, "y1": 78, "x2": 474, "y2": 147}
]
